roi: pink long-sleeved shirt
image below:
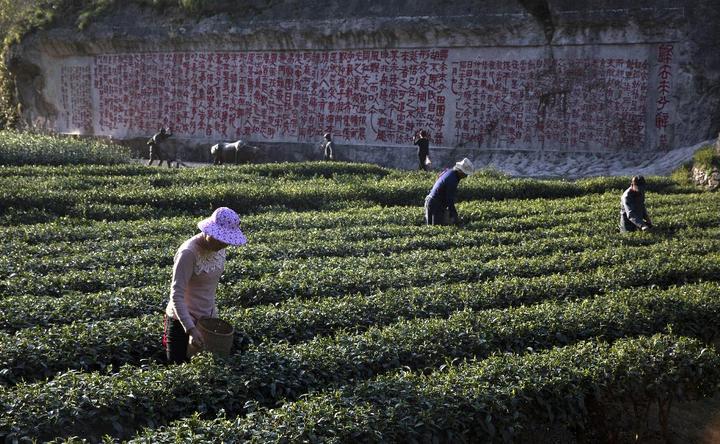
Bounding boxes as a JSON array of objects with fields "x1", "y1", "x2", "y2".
[{"x1": 165, "y1": 234, "x2": 225, "y2": 332}]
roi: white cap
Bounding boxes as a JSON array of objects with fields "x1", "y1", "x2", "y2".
[{"x1": 453, "y1": 158, "x2": 474, "y2": 176}]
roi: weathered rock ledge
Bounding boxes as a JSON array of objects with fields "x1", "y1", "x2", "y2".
[{"x1": 7, "y1": 1, "x2": 720, "y2": 175}]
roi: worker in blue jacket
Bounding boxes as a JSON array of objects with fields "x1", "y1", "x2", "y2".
[
  {"x1": 424, "y1": 158, "x2": 474, "y2": 225},
  {"x1": 620, "y1": 175, "x2": 653, "y2": 232}
]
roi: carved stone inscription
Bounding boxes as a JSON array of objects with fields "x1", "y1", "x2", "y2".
[{"x1": 57, "y1": 45, "x2": 673, "y2": 152}]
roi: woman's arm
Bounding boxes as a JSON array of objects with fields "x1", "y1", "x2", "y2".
[{"x1": 169, "y1": 249, "x2": 197, "y2": 332}]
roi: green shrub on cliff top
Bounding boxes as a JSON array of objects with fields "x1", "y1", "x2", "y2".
[
  {"x1": 692, "y1": 145, "x2": 720, "y2": 171},
  {"x1": 671, "y1": 144, "x2": 720, "y2": 186},
  {"x1": 1, "y1": 0, "x2": 62, "y2": 128}
]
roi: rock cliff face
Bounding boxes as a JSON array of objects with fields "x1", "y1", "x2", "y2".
[{"x1": 7, "y1": 0, "x2": 720, "y2": 175}]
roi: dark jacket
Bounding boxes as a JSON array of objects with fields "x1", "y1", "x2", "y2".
[
  {"x1": 620, "y1": 187, "x2": 649, "y2": 231},
  {"x1": 427, "y1": 169, "x2": 461, "y2": 220},
  {"x1": 414, "y1": 137, "x2": 429, "y2": 155}
]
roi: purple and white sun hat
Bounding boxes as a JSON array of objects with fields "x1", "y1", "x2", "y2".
[{"x1": 197, "y1": 207, "x2": 247, "y2": 246}]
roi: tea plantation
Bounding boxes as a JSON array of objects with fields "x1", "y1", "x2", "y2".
[{"x1": 0, "y1": 156, "x2": 719, "y2": 442}]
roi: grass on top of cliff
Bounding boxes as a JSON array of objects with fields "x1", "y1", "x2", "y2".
[
  {"x1": 75, "y1": 0, "x2": 284, "y2": 28},
  {"x1": 671, "y1": 144, "x2": 720, "y2": 186},
  {"x1": 0, "y1": 130, "x2": 132, "y2": 166},
  {"x1": 2, "y1": 0, "x2": 269, "y2": 48},
  {"x1": 2, "y1": 0, "x2": 279, "y2": 37},
  {"x1": 692, "y1": 145, "x2": 720, "y2": 171}
]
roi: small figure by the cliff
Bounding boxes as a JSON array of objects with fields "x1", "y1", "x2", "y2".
[
  {"x1": 413, "y1": 130, "x2": 431, "y2": 171},
  {"x1": 620, "y1": 175, "x2": 653, "y2": 232},
  {"x1": 147, "y1": 128, "x2": 173, "y2": 167},
  {"x1": 715, "y1": 131, "x2": 720, "y2": 155},
  {"x1": 320, "y1": 133, "x2": 335, "y2": 161},
  {"x1": 211, "y1": 140, "x2": 247, "y2": 165},
  {"x1": 424, "y1": 158, "x2": 474, "y2": 225}
]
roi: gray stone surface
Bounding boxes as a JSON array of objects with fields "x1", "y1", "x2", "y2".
[
  {"x1": 692, "y1": 164, "x2": 719, "y2": 190},
  {"x1": 6, "y1": 1, "x2": 720, "y2": 176}
]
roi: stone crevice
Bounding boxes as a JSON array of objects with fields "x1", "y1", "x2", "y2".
[{"x1": 517, "y1": 0, "x2": 555, "y2": 44}]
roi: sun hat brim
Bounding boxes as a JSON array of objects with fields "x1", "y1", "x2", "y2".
[
  {"x1": 197, "y1": 218, "x2": 247, "y2": 246},
  {"x1": 454, "y1": 164, "x2": 474, "y2": 176}
]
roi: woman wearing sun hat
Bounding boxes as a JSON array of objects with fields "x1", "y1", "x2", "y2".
[{"x1": 163, "y1": 207, "x2": 247, "y2": 364}]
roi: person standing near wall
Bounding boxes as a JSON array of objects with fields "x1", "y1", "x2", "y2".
[
  {"x1": 147, "y1": 127, "x2": 173, "y2": 167},
  {"x1": 413, "y1": 130, "x2": 431, "y2": 170},
  {"x1": 424, "y1": 158, "x2": 474, "y2": 225},
  {"x1": 320, "y1": 133, "x2": 335, "y2": 160}
]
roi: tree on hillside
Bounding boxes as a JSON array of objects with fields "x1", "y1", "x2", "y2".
[
  {"x1": 0, "y1": 0, "x2": 36, "y2": 129},
  {"x1": 0, "y1": 0, "x2": 35, "y2": 41}
]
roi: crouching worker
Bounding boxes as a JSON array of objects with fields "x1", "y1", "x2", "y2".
[
  {"x1": 620, "y1": 175, "x2": 653, "y2": 232},
  {"x1": 424, "y1": 158, "x2": 474, "y2": 225},
  {"x1": 163, "y1": 207, "x2": 247, "y2": 364}
]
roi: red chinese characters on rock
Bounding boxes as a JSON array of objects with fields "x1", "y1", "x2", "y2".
[
  {"x1": 450, "y1": 57, "x2": 650, "y2": 151},
  {"x1": 655, "y1": 44, "x2": 673, "y2": 150},
  {"x1": 60, "y1": 66, "x2": 92, "y2": 133},
  {"x1": 93, "y1": 49, "x2": 450, "y2": 145},
  {"x1": 88, "y1": 48, "x2": 665, "y2": 151},
  {"x1": 94, "y1": 53, "x2": 187, "y2": 135}
]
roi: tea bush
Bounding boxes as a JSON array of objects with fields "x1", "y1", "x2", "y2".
[
  {"x1": 0, "y1": 161, "x2": 718, "y2": 442},
  {"x1": 3, "y1": 283, "x2": 720, "y2": 440},
  {"x1": 133, "y1": 335, "x2": 720, "y2": 443},
  {"x1": 0, "y1": 131, "x2": 131, "y2": 165}
]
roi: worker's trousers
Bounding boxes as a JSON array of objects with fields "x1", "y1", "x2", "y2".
[
  {"x1": 163, "y1": 317, "x2": 190, "y2": 364},
  {"x1": 424, "y1": 195, "x2": 450, "y2": 225}
]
